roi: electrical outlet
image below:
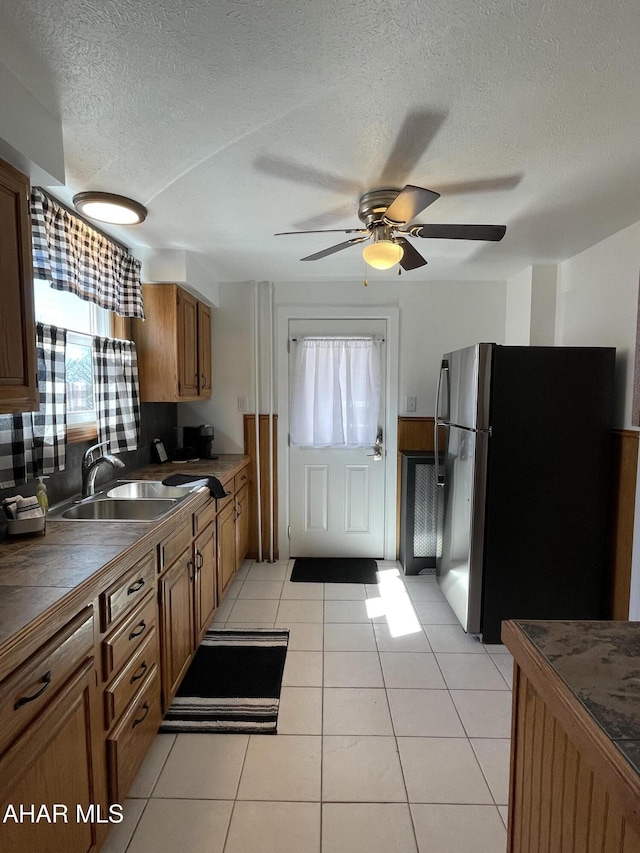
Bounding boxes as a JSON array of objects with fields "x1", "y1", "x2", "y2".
[
  {"x1": 237, "y1": 396, "x2": 248, "y2": 412},
  {"x1": 405, "y1": 395, "x2": 417, "y2": 413}
]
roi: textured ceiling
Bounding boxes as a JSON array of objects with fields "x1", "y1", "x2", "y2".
[{"x1": 1, "y1": 0, "x2": 640, "y2": 282}]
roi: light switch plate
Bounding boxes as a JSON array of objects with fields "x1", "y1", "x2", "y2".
[
  {"x1": 405, "y1": 395, "x2": 417, "y2": 412},
  {"x1": 238, "y1": 396, "x2": 248, "y2": 412}
]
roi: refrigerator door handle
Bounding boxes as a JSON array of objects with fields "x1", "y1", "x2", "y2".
[
  {"x1": 434, "y1": 360, "x2": 449, "y2": 486},
  {"x1": 434, "y1": 422, "x2": 448, "y2": 486},
  {"x1": 434, "y1": 360, "x2": 449, "y2": 423}
]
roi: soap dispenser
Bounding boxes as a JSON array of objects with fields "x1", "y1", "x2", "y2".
[{"x1": 35, "y1": 476, "x2": 49, "y2": 516}]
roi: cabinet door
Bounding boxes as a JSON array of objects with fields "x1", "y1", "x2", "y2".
[
  {"x1": 217, "y1": 501, "x2": 237, "y2": 600},
  {"x1": 197, "y1": 302, "x2": 212, "y2": 398},
  {"x1": 0, "y1": 159, "x2": 38, "y2": 414},
  {"x1": 177, "y1": 289, "x2": 198, "y2": 399},
  {"x1": 194, "y1": 522, "x2": 217, "y2": 643},
  {"x1": 159, "y1": 547, "x2": 195, "y2": 707},
  {"x1": 235, "y1": 484, "x2": 250, "y2": 570},
  {"x1": 0, "y1": 660, "x2": 102, "y2": 853}
]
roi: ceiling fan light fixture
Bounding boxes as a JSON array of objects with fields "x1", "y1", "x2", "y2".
[
  {"x1": 362, "y1": 239, "x2": 404, "y2": 270},
  {"x1": 72, "y1": 192, "x2": 147, "y2": 225}
]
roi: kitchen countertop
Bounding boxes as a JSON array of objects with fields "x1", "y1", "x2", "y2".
[
  {"x1": 0, "y1": 454, "x2": 248, "y2": 677},
  {"x1": 505, "y1": 620, "x2": 640, "y2": 777}
]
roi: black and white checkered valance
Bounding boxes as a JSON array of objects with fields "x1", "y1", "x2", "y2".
[
  {"x1": 0, "y1": 324, "x2": 67, "y2": 489},
  {"x1": 31, "y1": 188, "x2": 145, "y2": 319},
  {"x1": 93, "y1": 336, "x2": 140, "y2": 453}
]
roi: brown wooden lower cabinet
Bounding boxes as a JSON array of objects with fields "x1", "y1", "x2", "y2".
[
  {"x1": 194, "y1": 520, "x2": 217, "y2": 644},
  {"x1": 106, "y1": 668, "x2": 162, "y2": 803},
  {"x1": 235, "y1": 484, "x2": 249, "y2": 569},
  {"x1": 0, "y1": 660, "x2": 103, "y2": 853},
  {"x1": 159, "y1": 543, "x2": 196, "y2": 708},
  {"x1": 218, "y1": 499, "x2": 237, "y2": 599},
  {"x1": 0, "y1": 457, "x2": 251, "y2": 852},
  {"x1": 504, "y1": 621, "x2": 640, "y2": 853}
]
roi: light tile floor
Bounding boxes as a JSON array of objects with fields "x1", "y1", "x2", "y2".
[{"x1": 103, "y1": 560, "x2": 511, "y2": 853}]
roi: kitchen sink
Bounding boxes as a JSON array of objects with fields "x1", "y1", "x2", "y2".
[
  {"x1": 106, "y1": 480, "x2": 199, "y2": 499},
  {"x1": 48, "y1": 478, "x2": 208, "y2": 522},
  {"x1": 58, "y1": 498, "x2": 177, "y2": 522}
]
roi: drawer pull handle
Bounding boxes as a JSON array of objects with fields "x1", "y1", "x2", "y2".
[
  {"x1": 14, "y1": 671, "x2": 52, "y2": 710},
  {"x1": 128, "y1": 620, "x2": 146, "y2": 641},
  {"x1": 132, "y1": 701, "x2": 150, "y2": 729},
  {"x1": 195, "y1": 549, "x2": 204, "y2": 570},
  {"x1": 130, "y1": 661, "x2": 148, "y2": 684},
  {"x1": 127, "y1": 578, "x2": 146, "y2": 595}
]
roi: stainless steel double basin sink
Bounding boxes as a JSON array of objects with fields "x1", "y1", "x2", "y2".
[{"x1": 49, "y1": 480, "x2": 207, "y2": 522}]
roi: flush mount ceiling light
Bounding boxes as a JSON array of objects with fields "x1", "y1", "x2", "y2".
[
  {"x1": 73, "y1": 192, "x2": 147, "y2": 225},
  {"x1": 362, "y1": 238, "x2": 404, "y2": 270}
]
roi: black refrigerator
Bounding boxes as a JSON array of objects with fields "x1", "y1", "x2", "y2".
[{"x1": 434, "y1": 343, "x2": 615, "y2": 644}]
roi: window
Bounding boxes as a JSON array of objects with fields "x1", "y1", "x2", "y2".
[
  {"x1": 33, "y1": 279, "x2": 111, "y2": 439},
  {"x1": 290, "y1": 337, "x2": 382, "y2": 447}
]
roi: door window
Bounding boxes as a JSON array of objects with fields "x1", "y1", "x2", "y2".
[{"x1": 290, "y1": 337, "x2": 382, "y2": 447}]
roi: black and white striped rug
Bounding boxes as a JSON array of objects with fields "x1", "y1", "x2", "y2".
[{"x1": 159, "y1": 628, "x2": 289, "y2": 734}]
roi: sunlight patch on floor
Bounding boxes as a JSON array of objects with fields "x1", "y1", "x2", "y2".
[{"x1": 366, "y1": 568, "x2": 422, "y2": 637}]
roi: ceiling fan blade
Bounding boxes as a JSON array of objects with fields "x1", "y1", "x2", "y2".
[
  {"x1": 383, "y1": 185, "x2": 440, "y2": 227},
  {"x1": 301, "y1": 236, "x2": 369, "y2": 261},
  {"x1": 396, "y1": 237, "x2": 428, "y2": 271},
  {"x1": 432, "y1": 175, "x2": 521, "y2": 196},
  {"x1": 378, "y1": 109, "x2": 447, "y2": 185},
  {"x1": 255, "y1": 155, "x2": 362, "y2": 195},
  {"x1": 409, "y1": 223, "x2": 507, "y2": 241},
  {"x1": 275, "y1": 228, "x2": 368, "y2": 236}
]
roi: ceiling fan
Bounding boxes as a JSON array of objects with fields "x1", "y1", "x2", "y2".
[{"x1": 274, "y1": 184, "x2": 506, "y2": 271}]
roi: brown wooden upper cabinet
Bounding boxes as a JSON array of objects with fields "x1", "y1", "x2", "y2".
[
  {"x1": 133, "y1": 283, "x2": 212, "y2": 402},
  {"x1": 0, "y1": 158, "x2": 39, "y2": 414}
]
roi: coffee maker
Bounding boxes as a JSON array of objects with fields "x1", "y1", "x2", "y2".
[{"x1": 183, "y1": 424, "x2": 217, "y2": 459}]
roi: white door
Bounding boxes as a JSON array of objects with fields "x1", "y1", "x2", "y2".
[{"x1": 288, "y1": 319, "x2": 387, "y2": 558}]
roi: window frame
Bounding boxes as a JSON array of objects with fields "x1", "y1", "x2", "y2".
[{"x1": 32, "y1": 280, "x2": 130, "y2": 443}]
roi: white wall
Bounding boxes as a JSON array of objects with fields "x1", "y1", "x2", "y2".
[
  {"x1": 505, "y1": 267, "x2": 532, "y2": 344},
  {"x1": 0, "y1": 61, "x2": 65, "y2": 185},
  {"x1": 179, "y1": 280, "x2": 254, "y2": 452},
  {"x1": 555, "y1": 221, "x2": 640, "y2": 429},
  {"x1": 505, "y1": 265, "x2": 557, "y2": 345},
  {"x1": 275, "y1": 278, "x2": 506, "y2": 417},
  {"x1": 183, "y1": 277, "x2": 507, "y2": 453},
  {"x1": 555, "y1": 220, "x2": 640, "y2": 618}
]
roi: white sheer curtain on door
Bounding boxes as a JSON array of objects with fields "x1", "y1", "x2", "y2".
[{"x1": 290, "y1": 337, "x2": 382, "y2": 447}]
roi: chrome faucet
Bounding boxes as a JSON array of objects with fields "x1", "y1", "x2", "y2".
[{"x1": 81, "y1": 442, "x2": 125, "y2": 497}]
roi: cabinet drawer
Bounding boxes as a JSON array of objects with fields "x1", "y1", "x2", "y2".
[
  {"x1": 102, "y1": 592, "x2": 156, "y2": 680},
  {"x1": 104, "y1": 627, "x2": 158, "y2": 729},
  {"x1": 193, "y1": 498, "x2": 216, "y2": 535},
  {"x1": 159, "y1": 522, "x2": 192, "y2": 570},
  {"x1": 100, "y1": 551, "x2": 155, "y2": 632},
  {"x1": 0, "y1": 607, "x2": 94, "y2": 756},
  {"x1": 106, "y1": 667, "x2": 162, "y2": 802},
  {"x1": 234, "y1": 468, "x2": 249, "y2": 493}
]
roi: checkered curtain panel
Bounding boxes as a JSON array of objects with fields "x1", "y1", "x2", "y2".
[
  {"x1": 92, "y1": 336, "x2": 141, "y2": 452},
  {"x1": 30, "y1": 188, "x2": 145, "y2": 319},
  {"x1": 0, "y1": 324, "x2": 67, "y2": 488}
]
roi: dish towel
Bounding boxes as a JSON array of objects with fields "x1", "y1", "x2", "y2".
[
  {"x1": 3, "y1": 496, "x2": 45, "y2": 520},
  {"x1": 161, "y1": 473, "x2": 229, "y2": 499}
]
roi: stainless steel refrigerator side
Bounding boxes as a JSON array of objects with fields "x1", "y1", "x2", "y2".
[{"x1": 436, "y1": 424, "x2": 489, "y2": 633}]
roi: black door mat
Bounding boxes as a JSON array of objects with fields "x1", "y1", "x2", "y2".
[{"x1": 290, "y1": 558, "x2": 379, "y2": 584}]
